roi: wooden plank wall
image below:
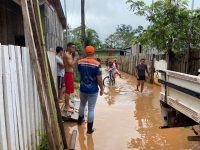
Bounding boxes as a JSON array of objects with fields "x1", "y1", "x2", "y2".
[
  {"x1": 41, "y1": 3, "x2": 64, "y2": 51},
  {"x1": 119, "y1": 51, "x2": 200, "y2": 78},
  {"x1": 119, "y1": 54, "x2": 168, "y2": 84},
  {"x1": 0, "y1": 44, "x2": 44, "y2": 150},
  {"x1": 0, "y1": 1, "x2": 63, "y2": 50},
  {"x1": 171, "y1": 51, "x2": 200, "y2": 75},
  {"x1": 47, "y1": 51, "x2": 57, "y2": 90},
  {"x1": 119, "y1": 54, "x2": 155, "y2": 76}
]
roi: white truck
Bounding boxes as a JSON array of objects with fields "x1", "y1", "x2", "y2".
[{"x1": 158, "y1": 70, "x2": 200, "y2": 141}]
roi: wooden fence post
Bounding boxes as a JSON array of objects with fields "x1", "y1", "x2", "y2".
[
  {"x1": 20, "y1": 1, "x2": 57, "y2": 149},
  {"x1": 16, "y1": 47, "x2": 28, "y2": 149},
  {"x1": 150, "y1": 54, "x2": 155, "y2": 83},
  {"x1": 27, "y1": 1, "x2": 62, "y2": 148},
  {"x1": 47, "y1": 56, "x2": 68, "y2": 149},
  {"x1": 32, "y1": 0, "x2": 66, "y2": 148},
  {"x1": 9, "y1": 45, "x2": 25, "y2": 150},
  {"x1": 2, "y1": 45, "x2": 17, "y2": 150}
]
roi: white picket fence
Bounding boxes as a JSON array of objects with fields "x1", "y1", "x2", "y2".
[{"x1": 0, "y1": 44, "x2": 45, "y2": 150}]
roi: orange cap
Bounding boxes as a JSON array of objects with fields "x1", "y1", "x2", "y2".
[{"x1": 85, "y1": 46, "x2": 95, "y2": 54}]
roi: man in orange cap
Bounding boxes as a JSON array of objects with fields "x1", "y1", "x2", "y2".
[{"x1": 77, "y1": 45, "x2": 104, "y2": 134}]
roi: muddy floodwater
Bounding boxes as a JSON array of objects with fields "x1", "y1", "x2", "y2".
[{"x1": 64, "y1": 71, "x2": 200, "y2": 150}]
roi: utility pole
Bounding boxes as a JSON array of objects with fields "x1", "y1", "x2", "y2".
[
  {"x1": 81, "y1": 0, "x2": 86, "y2": 48},
  {"x1": 191, "y1": 0, "x2": 195, "y2": 10},
  {"x1": 64, "y1": 0, "x2": 68, "y2": 44}
]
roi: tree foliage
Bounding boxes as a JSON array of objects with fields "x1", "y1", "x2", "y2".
[
  {"x1": 105, "y1": 24, "x2": 143, "y2": 49},
  {"x1": 85, "y1": 28, "x2": 101, "y2": 48},
  {"x1": 127, "y1": 0, "x2": 200, "y2": 54},
  {"x1": 64, "y1": 26, "x2": 102, "y2": 51}
]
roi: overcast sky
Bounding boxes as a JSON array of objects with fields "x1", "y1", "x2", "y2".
[{"x1": 61, "y1": 0, "x2": 200, "y2": 41}]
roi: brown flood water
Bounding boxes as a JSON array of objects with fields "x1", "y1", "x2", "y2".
[{"x1": 64, "y1": 71, "x2": 200, "y2": 150}]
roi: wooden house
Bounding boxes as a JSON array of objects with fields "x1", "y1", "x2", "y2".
[{"x1": 0, "y1": 0, "x2": 66, "y2": 51}]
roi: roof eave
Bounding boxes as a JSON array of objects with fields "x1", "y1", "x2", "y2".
[
  {"x1": 12, "y1": 0, "x2": 21, "y2": 5},
  {"x1": 12, "y1": 0, "x2": 67, "y2": 29},
  {"x1": 53, "y1": 0, "x2": 66, "y2": 29}
]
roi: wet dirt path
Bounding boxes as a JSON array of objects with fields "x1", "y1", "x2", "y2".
[{"x1": 64, "y1": 71, "x2": 200, "y2": 150}]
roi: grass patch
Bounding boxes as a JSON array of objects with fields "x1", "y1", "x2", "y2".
[
  {"x1": 38, "y1": 133, "x2": 49, "y2": 150},
  {"x1": 74, "y1": 74, "x2": 80, "y2": 83},
  {"x1": 74, "y1": 74, "x2": 80, "y2": 90},
  {"x1": 74, "y1": 82, "x2": 80, "y2": 90}
]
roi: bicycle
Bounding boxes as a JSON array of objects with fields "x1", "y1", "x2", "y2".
[{"x1": 103, "y1": 68, "x2": 115, "y2": 87}]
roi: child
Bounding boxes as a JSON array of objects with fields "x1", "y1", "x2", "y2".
[{"x1": 112, "y1": 61, "x2": 122, "y2": 79}]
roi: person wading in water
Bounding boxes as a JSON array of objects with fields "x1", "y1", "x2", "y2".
[
  {"x1": 135, "y1": 58, "x2": 150, "y2": 93},
  {"x1": 77, "y1": 46, "x2": 104, "y2": 134}
]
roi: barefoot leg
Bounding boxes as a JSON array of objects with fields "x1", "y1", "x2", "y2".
[{"x1": 140, "y1": 81, "x2": 145, "y2": 93}]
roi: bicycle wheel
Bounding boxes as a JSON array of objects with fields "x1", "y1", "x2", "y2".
[{"x1": 103, "y1": 76, "x2": 111, "y2": 87}]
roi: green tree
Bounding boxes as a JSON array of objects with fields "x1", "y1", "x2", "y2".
[
  {"x1": 64, "y1": 26, "x2": 102, "y2": 51},
  {"x1": 85, "y1": 28, "x2": 101, "y2": 48},
  {"x1": 105, "y1": 24, "x2": 143, "y2": 49},
  {"x1": 127, "y1": 0, "x2": 200, "y2": 72}
]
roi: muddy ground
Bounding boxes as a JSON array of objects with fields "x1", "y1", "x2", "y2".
[{"x1": 64, "y1": 70, "x2": 200, "y2": 150}]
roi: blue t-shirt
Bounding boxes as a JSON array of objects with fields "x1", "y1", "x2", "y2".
[
  {"x1": 78, "y1": 58, "x2": 102, "y2": 94},
  {"x1": 56, "y1": 55, "x2": 65, "y2": 77}
]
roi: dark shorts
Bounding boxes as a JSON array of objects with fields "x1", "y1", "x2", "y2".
[
  {"x1": 137, "y1": 76, "x2": 146, "y2": 81},
  {"x1": 57, "y1": 76, "x2": 64, "y2": 89}
]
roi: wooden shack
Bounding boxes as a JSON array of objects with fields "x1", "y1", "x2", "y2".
[{"x1": 0, "y1": 0, "x2": 66, "y2": 51}]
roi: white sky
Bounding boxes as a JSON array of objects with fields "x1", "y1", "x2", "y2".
[{"x1": 61, "y1": 0, "x2": 200, "y2": 41}]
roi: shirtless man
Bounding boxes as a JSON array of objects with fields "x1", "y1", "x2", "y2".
[{"x1": 63, "y1": 42, "x2": 79, "y2": 112}]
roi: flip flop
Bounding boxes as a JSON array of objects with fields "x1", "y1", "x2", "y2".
[
  {"x1": 70, "y1": 106, "x2": 74, "y2": 109},
  {"x1": 75, "y1": 109, "x2": 79, "y2": 113},
  {"x1": 58, "y1": 100, "x2": 64, "y2": 103},
  {"x1": 63, "y1": 107, "x2": 74, "y2": 113}
]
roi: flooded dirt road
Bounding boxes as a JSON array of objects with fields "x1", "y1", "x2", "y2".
[{"x1": 64, "y1": 71, "x2": 200, "y2": 150}]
